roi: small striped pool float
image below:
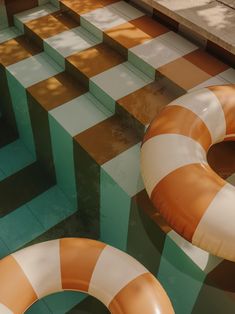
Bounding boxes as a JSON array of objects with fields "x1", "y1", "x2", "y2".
[
  {"x1": 141, "y1": 85, "x2": 235, "y2": 261},
  {"x1": 0, "y1": 238, "x2": 174, "y2": 314}
]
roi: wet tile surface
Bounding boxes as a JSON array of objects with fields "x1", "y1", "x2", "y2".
[
  {"x1": 117, "y1": 81, "x2": 182, "y2": 125},
  {"x1": 75, "y1": 115, "x2": 141, "y2": 165}
]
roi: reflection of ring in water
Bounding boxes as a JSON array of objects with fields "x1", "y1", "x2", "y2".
[{"x1": 141, "y1": 85, "x2": 235, "y2": 261}]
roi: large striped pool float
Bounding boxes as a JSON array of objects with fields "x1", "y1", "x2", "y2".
[
  {"x1": 141, "y1": 85, "x2": 235, "y2": 261},
  {"x1": 0, "y1": 238, "x2": 174, "y2": 314}
]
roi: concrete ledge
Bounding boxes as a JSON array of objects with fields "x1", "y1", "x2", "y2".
[{"x1": 128, "y1": 0, "x2": 235, "y2": 66}]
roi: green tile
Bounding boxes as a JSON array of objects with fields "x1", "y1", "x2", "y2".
[
  {"x1": 6, "y1": 71, "x2": 36, "y2": 157},
  {"x1": 89, "y1": 80, "x2": 116, "y2": 113},
  {"x1": 100, "y1": 168, "x2": 131, "y2": 251},
  {"x1": 44, "y1": 41, "x2": 65, "y2": 70},
  {"x1": 26, "y1": 300, "x2": 52, "y2": 314},
  {"x1": 157, "y1": 236, "x2": 206, "y2": 314},
  {"x1": 128, "y1": 50, "x2": 155, "y2": 80},
  {"x1": 27, "y1": 185, "x2": 76, "y2": 230},
  {"x1": 0, "y1": 238, "x2": 10, "y2": 258},
  {"x1": 0, "y1": 205, "x2": 44, "y2": 251},
  {"x1": 44, "y1": 291, "x2": 86, "y2": 314},
  {"x1": 0, "y1": 139, "x2": 34, "y2": 179},
  {"x1": 80, "y1": 17, "x2": 103, "y2": 41},
  {"x1": 49, "y1": 115, "x2": 77, "y2": 208}
]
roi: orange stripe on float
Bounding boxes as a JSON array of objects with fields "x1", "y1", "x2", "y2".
[
  {"x1": 60, "y1": 238, "x2": 106, "y2": 291},
  {"x1": 0, "y1": 255, "x2": 37, "y2": 314},
  {"x1": 151, "y1": 163, "x2": 225, "y2": 241},
  {"x1": 109, "y1": 272, "x2": 174, "y2": 314},
  {"x1": 208, "y1": 85, "x2": 235, "y2": 136},
  {"x1": 143, "y1": 105, "x2": 212, "y2": 151}
]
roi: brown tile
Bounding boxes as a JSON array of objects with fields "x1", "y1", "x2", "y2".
[
  {"x1": 153, "y1": 8, "x2": 179, "y2": 32},
  {"x1": 206, "y1": 40, "x2": 235, "y2": 68},
  {"x1": 184, "y1": 49, "x2": 229, "y2": 76},
  {"x1": 25, "y1": 11, "x2": 78, "y2": 40},
  {"x1": 104, "y1": 16, "x2": 169, "y2": 50},
  {"x1": 66, "y1": 43, "x2": 124, "y2": 79},
  {"x1": 60, "y1": 0, "x2": 118, "y2": 15},
  {"x1": 134, "y1": 190, "x2": 171, "y2": 234},
  {"x1": 117, "y1": 81, "x2": 180, "y2": 126},
  {"x1": 207, "y1": 141, "x2": 235, "y2": 180},
  {"x1": 0, "y1": 35, "x2": 42, "y2": 67},
  {"x1": 206, "y1": 259, "x2": 235, "y2": 292},
  {"x1": 158, "y1": 57, "x2": 211, "y2": 91},
  {"x1": 74, "y1": 115, "x2": 141, "y2": 165},
  {"x1": 130, "y1": 16, "x2": 169, "y2": 38},
  {"x1": 5, "y1": 0, "x2": 38, "y2": 25},
  {"x1": 27, "y1": 72, "x2": 87, "y2": 111}
]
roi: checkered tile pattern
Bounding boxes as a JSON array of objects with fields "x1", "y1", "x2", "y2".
[{"x1": 0, "y1": 1, "x2": 235, "y2": 313}]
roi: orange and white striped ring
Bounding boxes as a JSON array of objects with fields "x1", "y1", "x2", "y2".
[
  {"x1": 141, "y1": 85, "x2": 235, "y2": 261},
  {"x1": 0, "y1": 238, "x2": 174, "y2": 314}
]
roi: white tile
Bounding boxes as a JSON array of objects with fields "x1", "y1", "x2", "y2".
[
  {"x1": 14, "y1": 4, "x2": 58, "y2": 32},
  {"x1": 219, "y1": 68, "x2": 235, "y2": 83},
  {"x1": 102, "y1": 144, "x2": 144, "y2": 197},
  {"x1": 130, "y1": 35, "x2": 182, "y2": 69},
  {"x1": 160, "y1": 31, "x2": 197, "y2": 54},
  {"x1": 49, "y1": 93, "x2": 112, "y2": 136},
  {"x1": 6, "y1": 52, "x2": 62, "y2": 88},
  {"x1": 91, "y1": 61, "x2": 152, "y2": 101},
  {"x1": 44, "y1": 26, "x2": 100, "y2": 58},
  {"x1": 188, "y1": 76, "x2": 228, "y2": 92},
  {"x1": 168, "y1": 230, "x2": 222, "y2": 273},
  {"x1": 0, "y1": 27, "x2": 21, "y2": 44},
  {"x1": 109, "y1": 1, "x2": 145, "y2": 20},
  {"x1": 81, "y1": 1, "x2": 144, "y2": 31}
]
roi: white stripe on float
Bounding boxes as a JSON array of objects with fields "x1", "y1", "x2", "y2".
[
  {"x1": 12, "y1": 240, "x2": 62, "y2": 298},
  {"x1": 141, "y1": 133, "x2": 207, "y2": 196},
  {"x1": 0, "y1": 304, "x2": 13, "y2": 314},
  {"x1": 88, "y1": 245, "x2": 148, "y2": 306},
  {"x1": 168, "y1": 88, "x2": 226, "y2": 144},
  {"x1": 192, "y1": 183, "x2": 235, "y2": 261}
]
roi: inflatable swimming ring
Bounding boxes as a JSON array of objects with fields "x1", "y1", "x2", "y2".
[
  {"x1": 141, "y1": 85, "x2": 235, "y2": 261},
  {"x1": 0, "y1": 238, "x2": 174, "y2": 314}
]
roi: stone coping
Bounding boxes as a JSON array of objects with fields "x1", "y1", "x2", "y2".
[{"x1": 131, "y1": 0, "x2": 235, "y2": 56}]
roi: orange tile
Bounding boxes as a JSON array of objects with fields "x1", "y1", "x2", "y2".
[
  {"x1": 25, "y1": 12, "x2": 78, "y2": 39},
  {"x1": 0, "y1": 36, "x2": 42, "y2": 67},
  {"x1": 74, "y1": 115, "x2": 141, "y2": 165},
  {"x1": 27, "y1": 72, "x2": 87, "y2": 111},
  {"x1": 130, "y1": 16, "x2": 169, "y2": 38},
  {"x1": 60, "y1": 0, "x2": 118, "y2": 15},
  {"x1": 117, "y1": 81, "x2": 181, "y2": 126},
  {"x1": 66, "y1": 43, "x2": 124, "y2": 79},
  {"x1": 105, "y1": 16, "x2": 169, "y2": 49},
  {"x1": 158, "y1": 57, "x2": 211, "y2": 91},
  {"x1": 184, "y1": 49, "x2": 229, "y2": 76}
]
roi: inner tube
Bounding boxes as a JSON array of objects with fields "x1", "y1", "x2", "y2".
[
  {"x1": 141, "y1": 85, "x2": 235, "y2": 261},
  {"x1": 0, "y1": 238, "x2": 174, "y2": 314}
]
